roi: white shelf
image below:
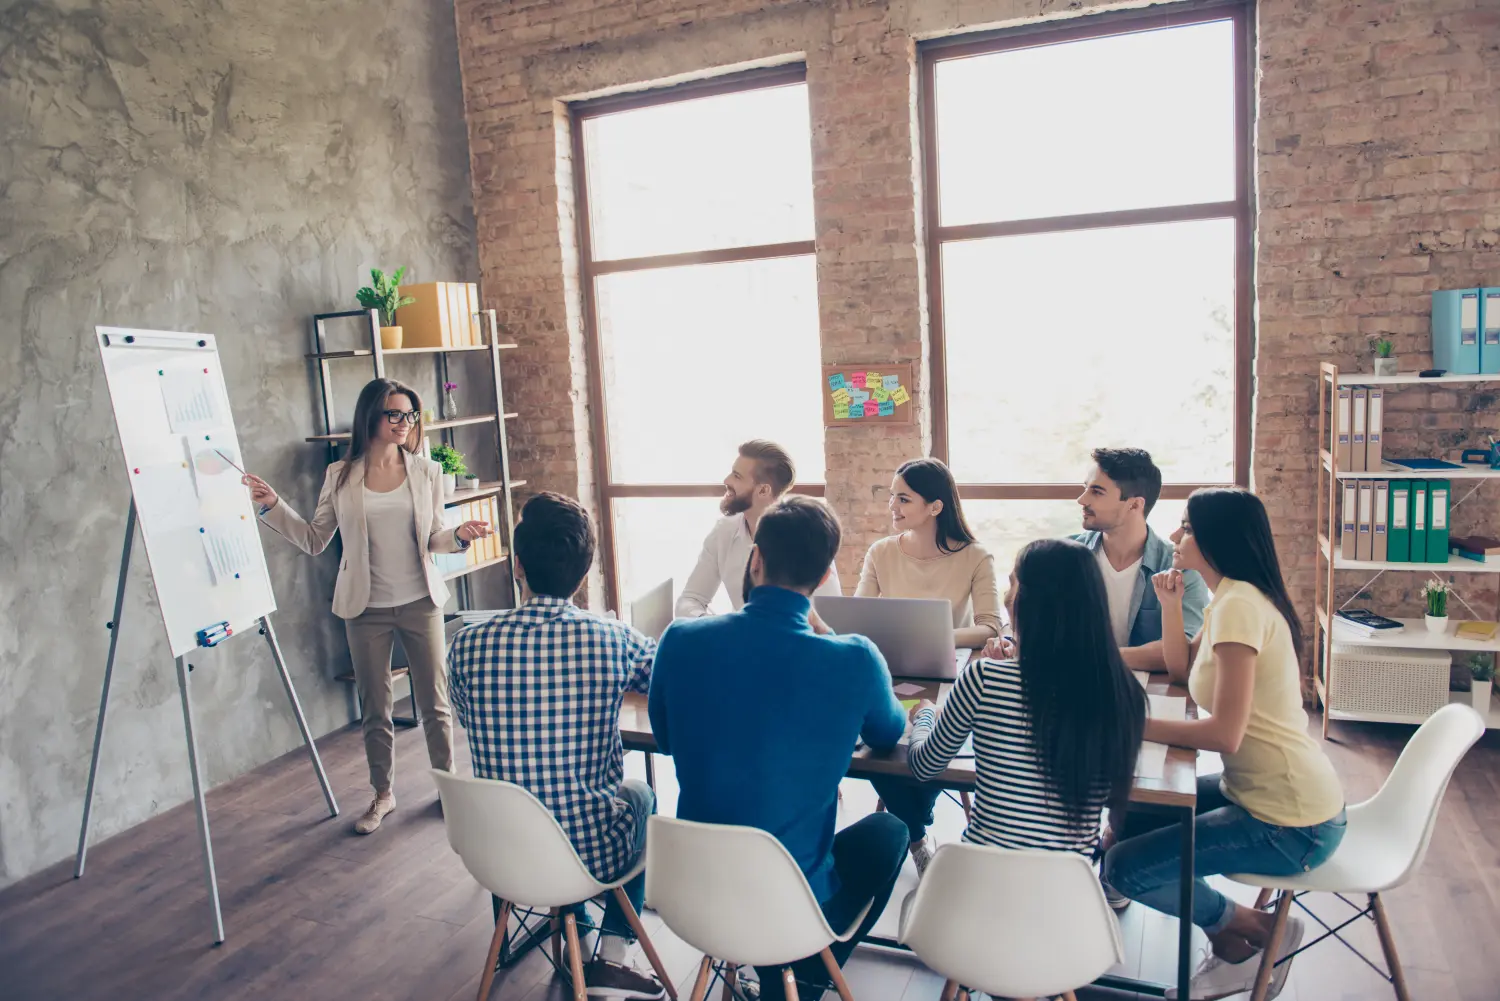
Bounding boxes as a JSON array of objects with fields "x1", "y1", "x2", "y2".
[
  {"x1": 1323, "y1": 614, "x2": 1500, "y2": 652},
  {"x1": 1321, "y1": 452, "x2": 1500, "y2": 480},
  {"x1": 1319, "y1": 536, "x2": 1500, "y2": 574},
  {"x1": 1329, "y1": 690, "x2": 1500, "y2": 729},
  {"x1": 1335, "y1": 372, "x2": 1500, "y2": 386}
]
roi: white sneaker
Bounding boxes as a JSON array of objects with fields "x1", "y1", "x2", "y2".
[
  {"x1": 1165, "y1": 918, "x2": 1305, "y2": 1001},
  {"x1": 910, "y1": 836, "x2": 936, "y2": 876}
]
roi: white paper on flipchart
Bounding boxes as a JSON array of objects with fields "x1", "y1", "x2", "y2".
[
  {"x1": 160, "y1": 368, "x2": 223, "y2": 433},
  {"x1": 201, "y1": 521, "x2": 257, "y2": 586},
  {"x1": 132, "y1": 460, "x2": 202, "y2": 532},
  {"x1": 1148, "y1": 694, "x2": 1186, "y2": 721},
  {"x1": 1136, "y1": 741, "x2": 1168, "y2": 779},
  {"x1": 893, "y1": 682, "x2": 925, "y2": 696}
]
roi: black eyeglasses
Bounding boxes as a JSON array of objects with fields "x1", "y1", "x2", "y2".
[{"x1": 383, "y1": 410, "x2": 420, "y2": 426}]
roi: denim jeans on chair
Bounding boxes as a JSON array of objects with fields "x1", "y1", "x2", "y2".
[
  {"x1": 868, "y1": 775, "x2": 943, "y2": 844},
  {"x1": 1102, "y1": 774, "x2": 1347, "y2": 933},
  {"x1": 492, "y1": 779, "x2": 656, "y2": 945},
  {"x1": 753, "y1": 812, "x2": 908, "y2": 1001}
]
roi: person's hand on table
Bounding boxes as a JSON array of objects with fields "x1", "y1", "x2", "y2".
[
  {"x1": 982, "y1": 634, "x2": 1018, "y2": 660},
  {"x1": 808, "y1": 607, "x2": 833, "y2": 635},
  {"x1": 909, "y1": 698, "x2": 936, "y2": 721}
]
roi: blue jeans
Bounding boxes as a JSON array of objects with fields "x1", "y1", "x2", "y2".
[
  {"x1": 1102, "y1": 775, "x2": 1346, "y2": 932},
  {"x1": 754, "y1": 812, "x2": 908, "y2": 1001},
  {"x1": 492, "y1": 779, "x2": 655, "y2": 943},
  {"x1": 868, "y1": 775, "x2": 943, "y2": 843}
]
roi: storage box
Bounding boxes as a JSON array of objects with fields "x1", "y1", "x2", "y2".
[{"x1": 1330, "y1": 643, "x2": 1451, "y2": 719}]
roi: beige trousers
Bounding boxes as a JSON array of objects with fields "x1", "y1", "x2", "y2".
[{"x1": 345, "y1": 596, "x2": 454, "y2": 795}]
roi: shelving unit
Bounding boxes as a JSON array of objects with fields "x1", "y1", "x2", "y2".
[
  {"x1": 308, "y1": 306, "x2": 524, "y2": 714},
  {"x1": 1313, "y1": 362, "x2": 1500, "y2": 736}
]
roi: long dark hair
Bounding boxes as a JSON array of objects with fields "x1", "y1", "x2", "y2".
[
  {"x1": 1185, "y1": 488, "x2": 1303, "y2": 654},
  {"x1": 336, "y1": 378, "x2": 425, "y2": 491},
  {"x1": 1013, "y1": 538, "x2": 1145, "y2": 812},
  {"x1": 896, "y1": 458, "x2": 976, "y2": 555}
]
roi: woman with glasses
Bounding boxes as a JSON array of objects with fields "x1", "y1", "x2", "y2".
[{"x1": 242, "y1": 378, "x2": 492, "y2": 835}]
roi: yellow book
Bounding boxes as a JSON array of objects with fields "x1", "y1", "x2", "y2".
[
  {"x1": 467, "y1": 283, "x2": 482, "y2": 346},
  {"x1": 396, "y1": 282, "x2": 452, "y2": 348},
  {"x1": 1455, "y1": 621, "x2": 1499, "y2": 641}
]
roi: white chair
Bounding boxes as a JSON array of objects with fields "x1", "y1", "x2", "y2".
[
  {"x1": 1228, "y1": 703, "x2": 1486, "y2": 1001},
  {"x1": 646, "y1": 816, "x2": 872, "y2": 1001},
  {"x1": 432, "y1": 770, "x2": 677, "y2": 1001},
  {"x1": 898, "y1": 842, "x2": 1123, "y2": 1001}
]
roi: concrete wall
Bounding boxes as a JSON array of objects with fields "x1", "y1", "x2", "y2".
[
  {"x1": 0, "y1": 0, "x2": 479, "y2": 886},
  {"x1": 455, "y1": 0, "x2": 1500, "y2": 628}
]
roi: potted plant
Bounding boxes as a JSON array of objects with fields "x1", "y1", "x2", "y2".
[
  {"x1": 356, "y1": 267, "x2": 417, "y2": 350},
  {"x1": 1421, "y1": 579, "x2": 1451, "y2": 633},
  {"x1": 1470, "y1": 654, "x2": 1494, "y2": 719},
  {"x1": 1371, "y1": 337, "x2": 1397, "y2": 377},
  {"x1": 442, "y1": 380, "x2": 460, "y2": 419},
  {"x1": 430, "y1": 443, "x2": 467, "y2": 496},
  {"x1": 461, "y1": 472, "x2": 481, "y2": 493}
]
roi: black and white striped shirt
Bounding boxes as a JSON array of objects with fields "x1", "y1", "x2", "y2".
[{"x1": 909, "y1": 658, "x2": 1106, "y2": 856}]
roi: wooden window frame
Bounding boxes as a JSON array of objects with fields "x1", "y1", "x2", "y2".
[
  {"x1": 570, "y1": 66, "x2": 821, "y2": 609},
  {"x1": 919, "y1": 1, "x2": 1255, "y2": 502}
]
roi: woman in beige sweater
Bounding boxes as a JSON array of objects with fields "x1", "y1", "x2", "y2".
[
  {"x1": 859, "y1": 457, "x2": 1002, "y2": 871},
  {"x1": 856, "y1": 458, "x2": 1002, "y2": 650}
]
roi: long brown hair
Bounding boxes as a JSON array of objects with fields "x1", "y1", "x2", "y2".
[{"x1": 336, "y1": 378, "x2": 424, "y2": 491}]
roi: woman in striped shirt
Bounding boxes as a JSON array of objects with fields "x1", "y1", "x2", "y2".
[{"x1": 906, "y1": 537, "x2": 1146, "y2": 856}]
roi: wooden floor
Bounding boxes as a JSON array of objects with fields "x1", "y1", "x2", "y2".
[{"x1": 4, "y1": 707, "x2": 1498, "y2": 1001}]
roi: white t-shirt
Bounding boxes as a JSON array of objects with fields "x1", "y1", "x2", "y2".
[
  {"x1": 364, "y1": 484, "x2": 430, "y2": 608},
  {"x1": 1095, "y1": 544, "x2": 1140, "y2": 647},
  {"x1": 675, "y1": 513, "x2": 843, "y2": 617}
]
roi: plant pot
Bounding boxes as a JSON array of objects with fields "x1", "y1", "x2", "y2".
[
  {"x1": 1373, "y1": 357, "x2": 1398, "y2": 377},
  {"x1": 460, "y1": 476, "x2": 481, "y2": 494},
  {"x1": 1424, "y1": 614, "x2": 1449, "y2": 634},
  {"x1": 1472, "y1": 679, "x2": 1492, "y2": 719},
  {"x1": 380, "y1": 326, "x2": 403, "y2": 350},
  {"x1": 442, "y1": 473, "x2": 456, "y2": 496}
]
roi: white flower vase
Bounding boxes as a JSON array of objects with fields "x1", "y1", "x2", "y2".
[
  {"x1": 1374, "y1": 357, "x2": 1398, "y2": 377},
  {"x1": 1424, "y1": 613, "x2": 1448, "y2": 634},
  {"x1": 443, "y1": 473, "x2": 457, "y2": 496},
  {"x1": 1472, "y1": 680, "x2": 1492, "y2": 720}
]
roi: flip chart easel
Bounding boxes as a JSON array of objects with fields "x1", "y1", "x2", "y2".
[{"x1": 76, "y1": 327, "x2": 338, "y2": 944}]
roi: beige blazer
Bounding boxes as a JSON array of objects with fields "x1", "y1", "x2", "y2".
[{"x1": 259, "y1": 450, "x2": 463, "y2": 619}]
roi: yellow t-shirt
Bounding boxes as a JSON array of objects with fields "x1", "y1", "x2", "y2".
[{"x1": 1188, "y1": 578, "x2": 1344, "y2": 828}]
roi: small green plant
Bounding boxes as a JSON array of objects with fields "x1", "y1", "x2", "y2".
[
  {"x1": 355, "y1": 267, "x2": 417, "y2": 327},
  {"x1": 1470, "y1": 653, "x2": 1494, "y2": 683},
  {"x1": 429, "y1": 443, "x2": 467, "y2": 478},
  {"x1": 1371, "y1": 337, "x2": 1394, "y2": 358},
  {"x1": 1420, "y1": 579, "x2": 1451, "y2": 617}
]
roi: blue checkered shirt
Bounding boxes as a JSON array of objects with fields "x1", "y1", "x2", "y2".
[{"x1": 448, "y1": 595, "x2": 654, "y2": 883}]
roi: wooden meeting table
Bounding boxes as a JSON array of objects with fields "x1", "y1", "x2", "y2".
[{"x1": 618, "y1": 676, "x2": 1200, "y2": 1001}]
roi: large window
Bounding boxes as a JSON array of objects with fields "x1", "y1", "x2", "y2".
[
  {"x1": 573, "y1": 69, "x2": 823, "y2": 608},
  {"x1": 921, "y1": 6, "x2": 1252, "y2": 569}
]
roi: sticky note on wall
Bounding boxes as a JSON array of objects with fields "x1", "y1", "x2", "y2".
[
  {"x1": 832, "y1": 404, "x2": 849, "y2": 419},
  {"x1": 828, "y1": 373, "x2": 847, "y2": 391},
  {"x1": 850, "y1": 389, "x2": 870, "y2": 406},
  {"x1": 878, "y1": 400, "x2": 895, "y2": 417},
  {"x1": 849, "y1": 372, "x2": 867, "y2": 390},
  {"x1": 831, "y1": 387, "x2": 851, "y2": 405},
  {"x1": 864, "y1": 400, "x2": 879, "y2": 417},
  {"x1": 871, "y1": 387, "x2": 890, "y2": 404},
  {"x1": 892, "y1": 386, "x2": 910, "y2": 406},
  {"x1": 882, "y1": 375, "x2": 899, "y2": 391}
]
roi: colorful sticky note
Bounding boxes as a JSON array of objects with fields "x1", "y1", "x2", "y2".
[
  {"x1": 891, "y1": 386, "x2": 911, "y2": 406},
  {"x1": 827, "y1": 373, "x2": 847, "y2": 391},
  {"x1": 882, "y1": 375, "x2": 900, "y2": 391},
  {"x1": 831, "y1": 387, "x2": 851, "y2": 405},
  {"x1": 847, "y1": 406, "x2": 863, "y2": 419},
  {"x1": 864, "y1": 400, "x2": 880, "y2": 417},
  {"x1": 899, "y1": 699, "x2": 919, "y2": 711},
  {"x1": 871, "y1": 386, "x2": 890, "y2": 404},
  {"x1": 849, "y1": 372, "x2": 867, "y2": 390},
  {"x1": 832, "y1": 404, "x2": 850, "y2": 419},
  {"x1": 850, "y1": 389, "x2": 870, "y2": 406},
  {"x1": 878, "y1": 400, "x2": 895, "y2": 417}
]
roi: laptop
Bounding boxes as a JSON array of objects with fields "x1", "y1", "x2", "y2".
[
  {"x1": 628, "y1": 578, "x2": 674, "y2": 641},
  {"x1": 813, "y1": 595, "x2": 966, "y2": 681}
]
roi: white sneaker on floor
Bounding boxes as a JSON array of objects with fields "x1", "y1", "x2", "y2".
[
  {"x1": 1100, "y1": 875, "x2": 1130, "y2": 911},
  {"x1": 910, "y1": 836, "x2": 936, "y2": 876},
  {"x1": 1165, "y1": 917, "x2": 1304, "y2": 1001}
]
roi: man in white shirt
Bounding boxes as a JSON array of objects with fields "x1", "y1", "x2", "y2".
[
  {"x1": 675, "y1": 440, "x2": 843, "y2": 617},
  {"x1": 1072, "y1": 447, "x2": 1208, "y2": 671}
]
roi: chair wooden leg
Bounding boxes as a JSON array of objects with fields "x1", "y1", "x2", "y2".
[
  {"x1": 938, "y1": 980, "x2": 959, "y2": 1001},
  {"x1": 960, "y1": 791, "x2": 973, "y2": 824},
  {"x1": 820, "y1": 947, "x2": 855, "y2": 1001},
  {"x1": 1371, "y1": 893, "x2": 1412, "y2": 1001},
  {"x1": 1249, "y1": 891, "x2": 1294, "y2": 1001},
  {"x1": 1061, "y1": 992, "x2": 1079, "y2": 1001},
  {"x1": 720, "y1": 964, "x2": 739, "y2": 1001},
  {"x1": 563, "y1": 911, "x2": 588, "y2": 1001},
  {"x1": 611, "y1": 887, "x2": 679, "y2": 1000},
  {"x1": 1254, "y1": 888, "x2": 1273, "y2": 910},
  {"x1": 782, "y1": 968, "x2": 800, "y2": 1001},
  {"x1": 475, "y1": 899, "x2": 512, "y2": 1001},
  {"x1": 688, "y1": 956, "x2": 714, "y2": 1001}
]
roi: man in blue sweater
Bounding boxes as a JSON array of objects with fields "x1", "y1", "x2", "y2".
[{"x1": 650, "y1": 496, "x2": 908, "y2": 1000}]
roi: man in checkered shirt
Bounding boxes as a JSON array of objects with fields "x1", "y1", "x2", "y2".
[{"x1": 449, "y1": 492, "x2": 663, "y2": 1000}]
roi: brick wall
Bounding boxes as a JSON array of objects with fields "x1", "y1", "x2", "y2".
[{"x1": 454, "y1": 0, "x2": 1500, "y2": 645}]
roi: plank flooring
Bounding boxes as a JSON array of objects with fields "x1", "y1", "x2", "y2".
[{"x1": 3, "y1": 707, "x2": 1496, "y2": 1001}]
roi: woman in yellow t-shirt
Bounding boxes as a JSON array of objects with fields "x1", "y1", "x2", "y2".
[{"x1": 1102, "y1": 488, "x2": 1345, "y2": 1001}]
